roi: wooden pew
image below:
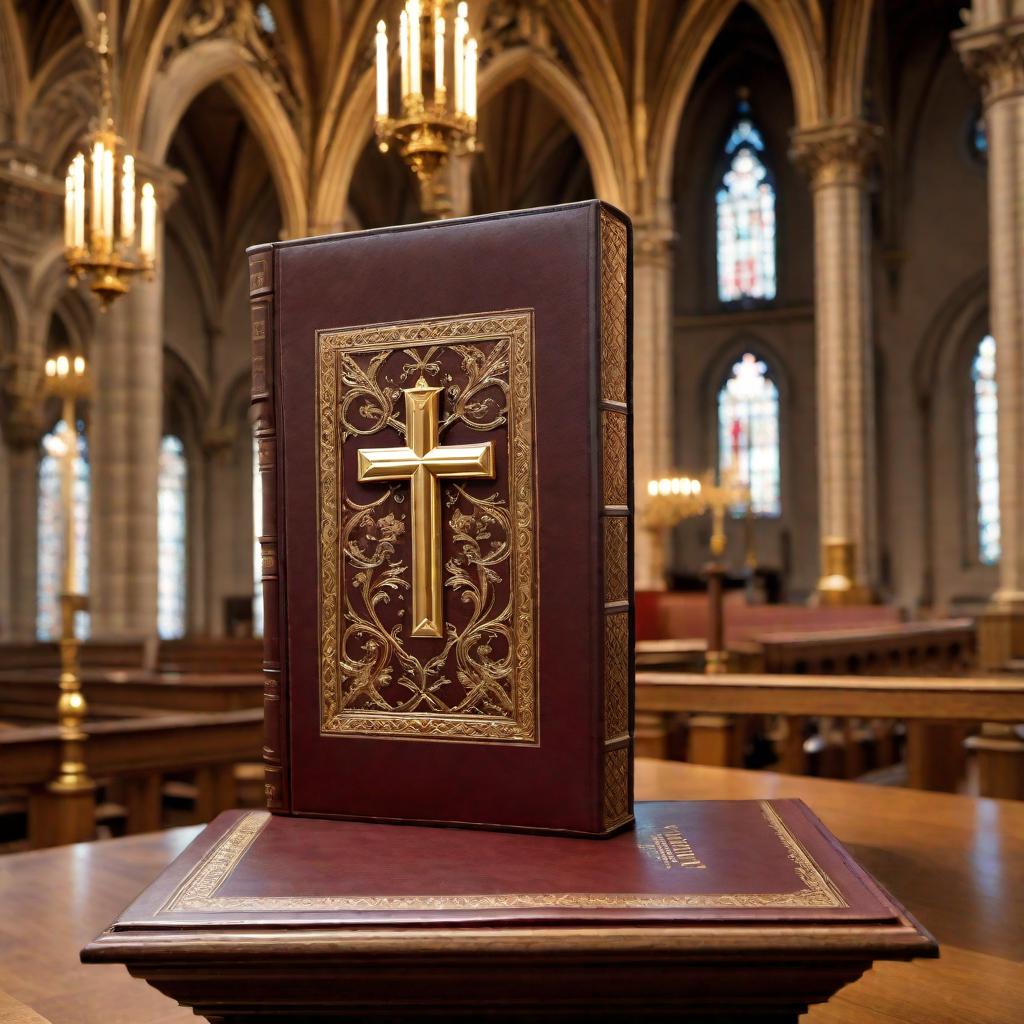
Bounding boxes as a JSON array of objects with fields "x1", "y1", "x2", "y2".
[
  {"x1": 636, "y1": 620, "x2": 976, "y2": 676},
  {"x1": 636, "y1": 589, "x2": 902, "y2": 643},
  {"x1": 0, "y1": 708, "x2": 262, "y2": 848},
  {"x1": 755, "y1": 619, "x2": 976, "y2": 675},
  {"x1": 0, "y1": 669, "x2": 263, "y2": 715},
  {"x1": 0, "y1": 640, "x2": 145, "y2": 670},
  {"x1": 158, "y1": 638, "x2": 262, "y2": 673},
  {"x1": 634, "y1": 670, "x2": 1024, "y2": 798}
]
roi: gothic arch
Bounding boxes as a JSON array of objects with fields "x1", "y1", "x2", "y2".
[
  {"x1": 650, "y1": 0, "x2": 826, "y2": 211},
  {"x1": 138, "y1": 38, "x2": 305, "y2": 236},
  {"x1": 830, "y1": 0, "x2": 873, "y2": 120},
  {"x1": 478, "y1": 47, "x2": 626, "y2": 208}
]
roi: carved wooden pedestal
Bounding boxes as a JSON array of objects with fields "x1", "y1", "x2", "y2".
[{"x1": 82, "y1": 804, "x2": 936, "y2": 1022}]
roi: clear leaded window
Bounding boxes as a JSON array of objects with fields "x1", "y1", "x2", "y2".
[
  {"x1": 973, "y1": 333, "x2": 1000, "y2": 564},
  {"x1": 718, "y1": 353, "x2": 781, "y2": 516},
  {"x1": 158, "y1": 435, "x2": 188, "y2": 639},
  {"x1": 716, "y1": 106, "x2": 777, "y2": 303},
  {"x1": 37, "y1": 420, "x2": 90, "y2": 640},
  {"x1": 253, "y1": 435, "x2": 263, "y2": 637}
]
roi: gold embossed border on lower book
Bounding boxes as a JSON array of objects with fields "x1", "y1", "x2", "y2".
[
  {"x1": 316, "y1": 310, "x2": 539, "y2": 743},
  {"x1": 159, "y1": 804, "x2": 847, "y2": 914}
]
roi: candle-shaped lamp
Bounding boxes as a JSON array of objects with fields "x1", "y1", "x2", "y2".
[
  {"x1": 454, "y1": 2, "x2": 467, "y2": 114},
  {"x1": 102, "y1": 145, "x2": 115, "y2": 243},
  {"x1": 465, "y1": 36, "x2": 478, "y2": 120},
  {"x1": 72, "y1": 154, "x2": 85, "y2": 248},
  {"x1": 90, "y1": 141, "x2": 103, "y2": 240},
  {"x1": 375, "y1": 20, "x2": 389, "y2": 118},
  {"x1": 399, "y1": 8, "x2": 409, "y2": 102},
  {"x1": 64, "y1": 173, "x2": 75, "y2": 249},
  {"x1": 139, "y1": 182, "x2": 156, "y2": 261},
  {"x1": 434, "y1": 7, "x2": 445, "y2": 100},
  {"x1": 120, "y1": 154, "x2": 135, "y2": 245},
  {"x1": 408, "y1": 0, "x2": 422, "y2": 99}
]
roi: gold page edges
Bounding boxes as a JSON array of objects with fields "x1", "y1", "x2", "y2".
[
  {"x1": 160, "y1": 803, "x2": 848, "y2": 913},
  {"x1": 600, "y1": 207, "x2": 632, "y2": 830},
  {"x1": 316, "y1": 311, "x2": 538, "y2": 743}
]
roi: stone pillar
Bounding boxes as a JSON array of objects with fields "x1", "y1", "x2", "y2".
[
  {"x1": 632, "y1": 214, "x2": 675, "y2": 591},
  {"x1": 791, "y1": 122, "x2": 881, "y2": 605},
  {"x1": 956, "y1": 11, "x2": 1024, "y2": 664},
  {"x1": 2, "y1": 372, "x2": 44, "y2": 641},
  {"x1": 88, "y1": 262, "x2": 163, "y2": 641},
  {"x1": 4, "y1": 439, "x2": 40, "y2": 641}
]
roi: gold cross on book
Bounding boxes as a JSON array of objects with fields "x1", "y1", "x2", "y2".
[{"x1": 357, "y1": 376, "x2": 495, "y2": 638}]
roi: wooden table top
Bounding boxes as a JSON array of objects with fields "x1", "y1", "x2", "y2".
[
  {"x1": 636, "y1": 670, "x2": 1024, "y2": 721},
  {"x1": 0, "y1": 760, "x2": 1020, "y2": 1024}
]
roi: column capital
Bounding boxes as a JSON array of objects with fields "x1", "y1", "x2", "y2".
[
  {"x1": 954, "y1": 17, "x2": 1024, "y2": 104},
  {"x1": 631, "y1": 220, "x2": 676, "y2": 269},
  {"x1": 789, "y1": 120, "x2": 882, "y2": 189}
]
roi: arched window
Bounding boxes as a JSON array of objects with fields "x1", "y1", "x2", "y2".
[
  {"x1": 716, "y1": 103, "x2": 777, "y2": 304},
  {"x1": 718, "y1": 353, "x2": 781, "y2": 516},
  {"x1": 37, "y1": 420, "x2": 90, "y2": 640},
  {"x1": 973, "y1": 334, "x2": 999, "y2": 564},
  {"x1": 253, "y1": 436, "x2": 263, "y2": 637},
  {"x1": 158, "y1": 435, "x2": 188, "y2": 638}
]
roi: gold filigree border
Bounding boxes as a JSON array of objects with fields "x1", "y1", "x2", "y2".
[
  {"x1": 160, "y1": 804, "x2": 848, "y2": 913},
  {"x1": 315, "y1": 311, "x2": 538, "y2": 742}
]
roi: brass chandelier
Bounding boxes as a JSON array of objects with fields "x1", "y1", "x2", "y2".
[
  {"x1": 64, "y1": 12, "x2": 157, "y2": 309},
  {"x1": 374, "y1": 1, "x2": 479, "y2": 216}
]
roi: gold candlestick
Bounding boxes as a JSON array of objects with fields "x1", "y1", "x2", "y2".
[{"x1": 42, "y1": 353, "x2": 94, "y2": 799}]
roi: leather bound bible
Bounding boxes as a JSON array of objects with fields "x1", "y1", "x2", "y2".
[
  {"x1": 92, "y1": 800, "x2": 927, "y2": 929},
  {"x1": 247, "y1": 201, "x2": 634, "y2": 835}
]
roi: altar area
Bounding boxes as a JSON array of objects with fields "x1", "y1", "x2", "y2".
[{"x1": 1, "y1": 759, "x2": 1019, "y2": 1024}]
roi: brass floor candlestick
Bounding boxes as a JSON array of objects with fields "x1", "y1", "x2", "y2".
[{"x1": 36, "y1": 352, "x2": 96, "y2": 846}]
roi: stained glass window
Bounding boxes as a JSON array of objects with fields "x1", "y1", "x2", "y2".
[
  {"x1": 37, "y1": 420, "x2": 90, "y2": 640},
  {"x1": 970, "y1": 105, "x2": 988, "y2": 163},
  {"x1": 716, "y1": 106, "x2": 777, "y2": 303},
  {"x1": 253, "y1": 436, "x2": 263, "y2": 637},
  {"x1": 158, "y1": 435, "x2": 188, "y2": 639},
  {"x1": 973, "y1": 334, "x2": 999, "y2": 564},
  {"x1": 718, "y1": 353, "x2": 781, "y2": 516}
]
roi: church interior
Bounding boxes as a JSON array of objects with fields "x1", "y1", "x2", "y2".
[{"x1": 0, "y1": 1, "x2": 1022, "y2": 1022}]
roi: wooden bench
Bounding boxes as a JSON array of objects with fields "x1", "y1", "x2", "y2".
[
  {"x1": 0, "y1": 669, "x2": 264, "y2": 715},
  {"x1": 635, "y1": 670, "x2": 1024, "y2": 798},
  {"x1": 158, "y1": 638, "x2": 262, "y2": 673},
  {"x1": 0, "y1": 708, "x2": 262, "y2": 848},
  {"x1": 636, "y1": 619, "x2": 976, "y2": 677},
  {"x1": 755, "y1": 620, "x2": 976, "y2": 675},
  {"x1": 636, "y1": 590, "x2": 903, "y2": 643}
]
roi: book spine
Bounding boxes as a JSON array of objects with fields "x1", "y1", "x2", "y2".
[
  {"x1": 248, "y1": 246, "x2": 289, "y2": 813},
  {"x1": 596, "y1": 205, "x2": 634, "y2": 832}
]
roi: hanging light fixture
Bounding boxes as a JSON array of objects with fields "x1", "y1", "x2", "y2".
[
  {"x1": 374, "y1": 2, "x2": 479, "y2": 216},
  {"x1": 64, "y1": 12, "x2": 157, "y2": 309}
]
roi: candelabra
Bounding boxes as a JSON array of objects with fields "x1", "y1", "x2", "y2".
[
  {"x1": 644, "y1": 468, "x2": 750, "y2": 558},
  {"x1": 42, "y1": 352, "x2": 94, "y2": 801},
  {"x1": 64, "y1": 12, "x2": 157, "y2": 308},
  {"x1": 374, "y1": 1, "x2": 479, "y2": 216},
  {"x1": 644, "y1": 467, "x2": 752, "y2": 674}
]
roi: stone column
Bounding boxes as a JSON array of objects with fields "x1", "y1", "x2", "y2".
[
  {"x1": 88, "y1": 260, "x2": 163, "y2": 641},
  {"x1": 791, "y1": 122, "x2": 881, "y2": 605},
  {"x1": 956, "y1": 11, "x2": 1024, "y2": 664},
  {"x1": 632, "y1": 214, "x2": 676, "y2": 591},
  {"x1": 2, "y1": 362, "x2": 44, "y2": 641},
  {"x1": 3, "y1": 437, "x2": 41, "y2": 641}
]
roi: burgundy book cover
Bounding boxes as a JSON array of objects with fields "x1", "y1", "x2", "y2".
[
  {"x1": 110, "y1": 801, "x2": 910, "y2": 930},
  {"x1": 248, "y1": 201, "x2": 634, "y2": 835}
]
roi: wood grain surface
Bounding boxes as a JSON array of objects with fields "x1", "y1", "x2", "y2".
[{"x1": 0, "y1": 760, "x2": 1019, "y2": 1023}]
